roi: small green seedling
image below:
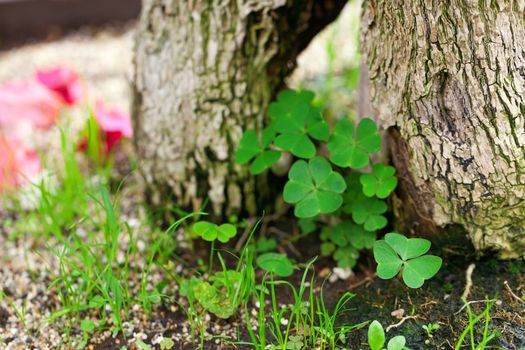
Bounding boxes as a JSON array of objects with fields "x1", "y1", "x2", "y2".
[
  {"x1": 256, "y1": 252, "x2": 295, "y2": 277},
  {"x1": 360, "y1": 164, "x2": 398, "y2": 199},
  {"x1": 422, "y1": 323, "x2": 440, "y2": 338},
  {"x1": 193, "y1": 220, "x2": 238, "y2": 272},
  {"x1": 286, "y1": 335, "x2": 304, "y2": 350},
  {"x1": 373, "y1": 233, "x2": 442, "y2": 288},
  {"x1": 78, "y1": 319, "x2": 96, "y2": 349},
  {"x1": 327, "y1": 118, "x2": 381, "y2": 169},
  {"x1": 368, "y1": 320, "x2": 408, "y2": 350},
  {"x1": 159, "y1": 337, "x2": 175, "y2": 350},
  {"x1": 283, "y1": 157, "x2": 346, "y2": 218}
]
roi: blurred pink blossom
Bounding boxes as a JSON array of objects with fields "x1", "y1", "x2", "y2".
[
  {"x1": 0, "y1": 134, "x2": 41, "y2": 191},
  {"x1": 36, "y1": 66, "x2": 83, "y2": 106},
  {"x1": 0, "y1": 80, "x2": 64, "y2": 129},
  {"x1": 94, "y1": 100, "x2": 133, "y2": 153}
]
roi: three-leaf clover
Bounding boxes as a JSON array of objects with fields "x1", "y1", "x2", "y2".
[
  {"x1": 193, "y1": 221, "x2": 237, "y2": 243},
  {"x1": 327, "y1": 118, "x2": 381, "y2": 168},
  {"x1": 360, "y1": 164, "x2": 398, "y2": 198},
  {"x1": 283, "y1": 157, "x2": 346, "y2": 218},
  {"x1": 349, "y1": 197, "x2": 388, "y2": 231},
  {"x1": 256, "y1": 237, "x2": 278, "y2": 252},
  {"x1": 333, "y1": 245, "x2": 359, "y2": 268},
  {"x1": 269, "y1": 89, "x2": 329, "y2": 158},
  {"x1": 235, "y1": 128, "x2": 281, "y2": 174},
  {"x1": 256, "y1": 252, "x2": 295, "y2": 277},
  {"x1": 373, "y1": 233, "x2": 442, "y2": 288}
]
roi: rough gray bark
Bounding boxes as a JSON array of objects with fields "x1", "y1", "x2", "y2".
[
  {"x1": 133, "y1": 0, "x2": 346, "y2": 216},
  {"x1": 362, "y1": 0, "x2": 525, "y2": 258}
]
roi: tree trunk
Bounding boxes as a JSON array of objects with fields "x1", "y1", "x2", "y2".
[
  {"x1": 132, "y1": 0, "x2": 346, "y2": 217},
  {"x1": 362, "y1": 0, "x2": 525, "y2": 258}
]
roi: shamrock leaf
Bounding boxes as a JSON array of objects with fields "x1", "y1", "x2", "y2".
[
  {"x1": 360, "y1": 164, "x2": 398, "y2": 198},
  {"x1": 320, "y1": 242, "x2": 336, "y2": 256},
  {"x1": 193, "y1": 221, "x2": 237, "y2": 243},
  {"x1": 334, "y1": 245, "x2": 359, "y2": 268},
  {"x1": 373, "y1": 233, "x2": 442, "y2": 288},
  {"x1": 283, "y1": 157, "x2": 346, "y2": 218},
  {"x1": 350, "y1": 197, "x2": 388, "y2": 231},
  {"x1": 373, "y1": 240, "x2": 403, "y2": 279},
  {"x1": 256, "y1": 237, "x2": 278, "y2": 253},
  {"x1": 403, "y1": 255, "x2": 442, "y2": 288},
  {"x1": 322, "y1": 221, "x2": 375, "y2": 249},
  {"x1": 384, "y1": 232, "x2": 431, "y2": 260},
  {"x1": 269, "y1": 89, "x2": 329, "y2": 158},
  {"x1": 256, "y1": 253, "x2": 295, "y2": 277},
  {"x1": 348, "y1": 224, "x2": 377, "y2": 249},
  {"x1": 235, "y1": 128, "x2": 281, "y2": 174},
  {"x1": 286, "y1": 335, "x2": 304, "y2": 350},
  {"x1": 327, "y1": 118, "x2": 381, "y2": 169}
]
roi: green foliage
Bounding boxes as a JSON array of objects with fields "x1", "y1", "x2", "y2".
[
  {"x1": 320, "y1": 221, "x2": 374, "y2": 268},
  {"x1": 422, "y1": 323, "x2": 440, "y2": 338},
  {"x1": 192, "y1": 221, "x2": 237, "y2": 243},
  {"x1": 368, "y1": 320, "x2": 385, "y2": 350},
  {"x1": 367, "y1": 320, "x2": 408, "y2": 350},
  {"x1": 256, "y1": 253, "x2": 295, "y2": 277},
  {"x1": 235, "y1": 88, "x2": 441, "y2": 288},
  {"x1": 283, "y1": 157, "x2": 346, "y2": 218},
  {"x1": 327, "y1": 118, "x2": 381, "y2": 169},
  {"x1": 348, "y1": 196, "x2": 388, "y2": 231},
  {"x1": 360, "y1": 164, "x2": 398, "y2": 199},
  {"x1": 236, "y1": 128, "x2": 281, "y2": 175},
  {"x1": 269, "y1": 89, "x2": 329, "y2": 159},
  {"x1": 373, "y1": 233, "x2": 442, "y2": 288},
  {"x1": 256, "y1": 237, "x2": 278, "y2": 253}
]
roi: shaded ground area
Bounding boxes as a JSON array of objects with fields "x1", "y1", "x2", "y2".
[{"x1": 342, "y1": 256, "x2": 525, "y2": 349}]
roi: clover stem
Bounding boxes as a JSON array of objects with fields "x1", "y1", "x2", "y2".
[{"x1": 208, "y1": 240, "x2": 215, "y2": 274}]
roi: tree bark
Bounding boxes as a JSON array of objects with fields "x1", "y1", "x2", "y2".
[
  {"x1": 133, "y1": 0, "x2": 346, "y2": 217},
  {"x1": 362, "y1": 0, "x2": 525, "y2": 258}
]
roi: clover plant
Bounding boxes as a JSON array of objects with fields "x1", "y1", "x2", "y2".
[
  {"x1": 256, "y1": 252, "x2": 295, "y2": 277},
  {"x1": 373, "y1": 233, "x2": 442, "y2": 288},
  {"x1": 236, "y1": 89, "x2": 441, "y2": 285}
]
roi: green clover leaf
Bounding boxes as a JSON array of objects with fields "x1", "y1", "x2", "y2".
[
  {"x1": 193, "y1": 221, "x2": 237, "y2": 243},
  {"x1": 256, "y1": 237, "x2": 278, "y2": 253},
  {"x1": 269, "y1": 89, "x2": 329, "y2": 158},
  {"x1": 283, "y1": 157, "x2": 346, "y2": 218},
  {"x1": 235, "y1": 128, "x2": 281, "y2": 174},
  {"x1": 373, "y1": 233, "x2": 442, "y2": 288},
  {"x1": 323, "y1": 221, "x2": 374, "y2": 249},
  {"x1": 334, "y1": 245, "x2": 359, "y2": 268},
  {"x1": 349, "y1": 197, "x2": 388, "y2": 231},
  {"x1": 360, "y1": 164, "x2": 398, "y2": 198},
  {"x1": 327, "y1": 118, "x2": 381, "y2": 168},
  {"x1": 256, "y1": 252, "x2": 295, "y2": 277},
  {"x1": 320, "y1": 241, "x2": 336, "y2": 256}
]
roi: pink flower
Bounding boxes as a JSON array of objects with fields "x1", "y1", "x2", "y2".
[
  {"x1": 0, "y1": 134, "x2": 41, "y2": 191},
  {"x1": 94, "y1": 101, "x2": 133, "y2": 153},
  {"x1": 0, "y1": 80, "x2": 64, "y2": 129},
  {"x1": 36, "y1": 66, "x2": 83, "y2": 106}
]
